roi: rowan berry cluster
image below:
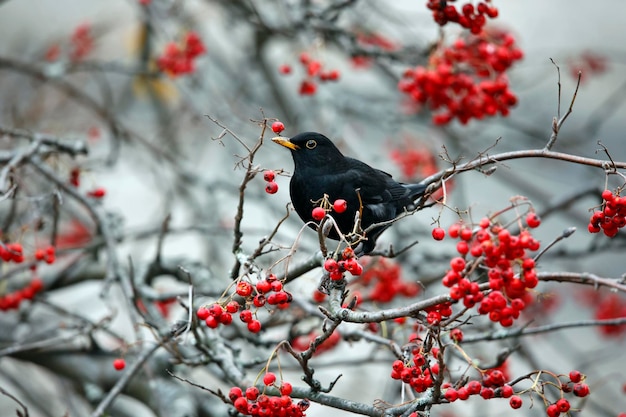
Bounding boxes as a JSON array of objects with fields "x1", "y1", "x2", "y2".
[
  {"x1": 0, "y1": 242, "x2": 24, "y2": 263},
  {"x1": 567, "y1": 50, "x2": 608, "y2": 84},
  {"x1": 441, "y1": 212, "x2": 541, "y2": 327},
  {"x1": 398, "y1": 28, "x2": 523, "y2": 125},
  {"x1": 279, "y1": 53, "x2": 340, "y2": 96},
  {"x1": 587, "y1": 189, "x2": 626, "y2": 237},
  {"x1": 351, "y1": 32, "x2": 398, "y2": 68},
  {"x1": 324, "y1": 247, "x2": 363, "y2": 281},
  {"x1": 351, "y1": 258, "x2": 420, "y2": 302},
  {"x1": 427, "y1": 0, "x2": 498, "y2": 33},
  {"x1": 580, "y1": 290, "x2": 626, "y2": 337},
  {"x1": 390, "y1": 346, "x2": 438, "y2": 393},
  {"x1": 290, "y1": 329, "x2": 342, "y2": 355},
  {"x1": 311, "y1": 195, "x2": 348, "y2": 222},
  {"x1": 70, "y1": 23, "x2": 95, "y2": 61},
  {"x1": 229, "y1": 375, "x2": 309, "y2": 416},
  {"x1": 264, "y1": 170, "x2": 279, "y2": 194},
  {"x1": 389, "y1": 139, "x2": 452, "y2": 201},
  {"x1": 197, "y1": 274, "x2": 291, "y2": 334},
  {"x1": 157, "y1": 32, "x2": 206, "y2": 77},
  {"x1": 0, "y1": 278, "x2": 44, "y2": 311},
  {"x1": 34, "y1": 245, "x2": 56, "y2": 265}
]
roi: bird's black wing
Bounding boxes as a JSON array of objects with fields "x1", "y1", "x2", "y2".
[{"x1": 339, "y1": 158, "x2": 413, "y2": 222}]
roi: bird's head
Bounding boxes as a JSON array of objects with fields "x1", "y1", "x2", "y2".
[{"x1": 272, "y1": 132, "x2": 346, "y2": 170}]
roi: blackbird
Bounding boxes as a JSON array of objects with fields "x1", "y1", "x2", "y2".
[{"x1": 272, "y1": 132, "x2": 427, "y2": 254}]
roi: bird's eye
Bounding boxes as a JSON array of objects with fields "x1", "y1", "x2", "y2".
[{"x1": 305, "y1": 140, "x2": 317, "y2": 149}]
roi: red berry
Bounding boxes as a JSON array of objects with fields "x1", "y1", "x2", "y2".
[
  {"x1": 265, "y1": 181, "x2": 278, "y2": 194},
  {"x1": 245, "y1": 386, "x2": 259, "y2": 401},
  {"x1": 568, "y1": 370, "x2": 582, "y2": 383},
  {"x1": 196, "y1": 307, "x2": 210, "y2": 320},
  {"x1": 546, "y1": 404, "x2": 560, "y2": 417},
  {"x1": 500, "y1": 384, "x2": 514, "y2": 398},
  {"x1": 279, "y1": 64, "x2": 292, "y2": 74},
  {"x1": 263, "y1": 372, "x2": 277, "y2": 386},
  {"x1": 450, "y1": 328, "x2": 464, "y2": 342},
  {"x1": 233, "y1": 396, "x2": 249, "y2": 413},
  {"x1": 312, "y1": 207, "x2": 326, "y2": 221},
  {"x1": 219, "y1": 312, "x2": 233, "y2": 325},
  {"x1": 113, "y1": 358, "x2": 126, "y2": 370},
  {"x1": 226, "y1": 300, "x2": 240, "y2": 313},
  {"x1": 299, "y1": 80, "x2": 317, "y2": 95},
  {"x1": 450, "y1": 257, "x2": 466, "y2": 272},
  {"x1": 228, "y1": 386, "x2": 243, "y2": 401},
  {"x1": 239, "y1": 309, "x2": 253, "y2": 323},
  {"x1": 448, "y1": 223, "x2": 461, "y2": 238},
  {"x1": 333, "y1": 199, "x2": 347, "y2": 213},
  {"x1": 271, "y1": 121, "x2": 285, "y2": 134},
  {"x1": 432, "y1": 227, "x2": 445, "y2": 241},
  {"x1": 205, "y1": 315, "x2": 219, "y2": 328},
  {"x1": 525, "y1": 212, "x2": 541, "y2": 228},
  {"x1": 87, "y1": 187, "x2": 106, "y2": 198},
  {"x1": 573, "y1": 383, "x2": 589, "y2": 397},
  {"x1": 236, "y1": 281, "x2": 253, "y2": 297},
  {"x1": 509, "y1": 395, "x2": 523, "y2": 409},
  {"x1": 324, "y1": 258, "x2": 339, "y2": 272},
  {"x1": 459, "y1": 227, "x2": 473, "y2": 241},
  {"x1": 263, "y1": 170, "x2": 276, "y2": 182},
  {"x1": 556, "y1": 398, "x2": 570, "y2": 413},
  {"x1": 444, "y1": 388, "x2": 458, "y2": 402},
  {"x1": 247, "y1": 319, "x2": 262, "y2": 333},
  {"x1": 256, "y1": 279, "x2": 272, "y2": 294},
  {"x1": 602, "y1": 189, "x2": 614, "y2": 201},
  {"x1": 279, "y1": 381, "x2": 293, "y2": 395}
]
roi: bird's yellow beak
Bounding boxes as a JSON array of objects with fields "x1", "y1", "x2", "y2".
[{"x1": 272, "y1": 137, "x2": 300, "y2": 150}]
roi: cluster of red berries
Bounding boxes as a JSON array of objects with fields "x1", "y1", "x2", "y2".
[
  {"x1": 290, "y1": 329, "x2": 342, "y2": 355},
  {"x1": 0, "y1": 278, "x2": 44, "y2": 311},
  {"x1": 567, "y1": 50, "x2": 608, "y2": 84},
  {"x1": 352, "y1": 258, "x2": 420, "y2": 303},
  {"x1": 440, "y1": 213, "x2": 541, "y2": 327},
  {"x1": 424, "y1": 301, "x2": 453, "y2": 325},
  {"x1": 70, "y1": 167, "x2": 106, "y2": 199},
  {"x1": 229, "y1": 374, "x2": 309, "y2": 416},
  {"x1": 543, "y1": 371, "x2": 589, "y2": 416},
  {"x1": 443, "y1": 380, "x2": 515, "y2": 403},
  {"x1": 1, "y1": 242, "x2": 57, "y2": 266},
  {"x1": 279, "y1": 53, "x2": 340, "y2": 96},
  {"x1": 264, "y1": 170, "x2": 279, "y2": 194},
  {"x1": 0, "y1": 242, "x2": 24, "y2": 263},
  {"x1": 390, "y1": 346, "x2": 438, "y2": 393},
  {"x1": 157, "y1": 32, "x2": 206, "y2": 77},
  {"x1": 311, "y1": 198, "x2": 348, "y2": 222},
  {"x1": 324, "y1": 247, "x2": 363, "y2": 281},
  {"x1": 427, "y1": 0, "x2": 498, "y2": 33},
  {"x1": 591, "y1": 293, "x2": 626, "y2": 337},
  {"x1": 198, "y1": 274, "x2": 291, "y2": 334},
  {"x1": 389, "y1": 139, "x2": 452, "y2": 201},
  {"x1": 70, "y1": 23, "x2": 94, "y2": 61},
  {"x1": 351, "y1": 32, "x2": 398, "y2": 68},
  {"x1": 34, "y1": 245, "x2": 56, "y2": 264},
  {"x1": 588, "y1": 189, "x2": 626, "y2": 237},
  {"x1": 44, "y1": 23, "x2": 95, "y2": 63},
  {"x1": 398, "y1": 28, "x2": 523, "y2": 125}
]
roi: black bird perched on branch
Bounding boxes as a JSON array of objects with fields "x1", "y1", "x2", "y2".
[{"x1": 272, "y1": 132, "x2": 428, "y2": 254}]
